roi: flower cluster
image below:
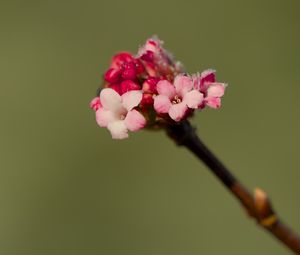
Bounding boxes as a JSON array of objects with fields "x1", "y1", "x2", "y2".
[{"x1": 90, "y1": 37, "x2": 227, "y2": 139}]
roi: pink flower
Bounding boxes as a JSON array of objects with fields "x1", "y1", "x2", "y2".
[
  {"x1": 194, "y1": 70, "x2": 227, "y2": 109},
  {"x1": 89, "y1": 97, "x2": 101, "y2": 111},
  {"x1": 154, "y1": 75, "x2": 204, "y2": 121},
  {"x1": 96, "y1": 88, "x2": 146, "y2": 139}
]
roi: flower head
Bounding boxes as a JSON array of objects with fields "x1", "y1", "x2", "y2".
[{"x1": 90, "y1": 37, "x2": 227, "y2": 139}]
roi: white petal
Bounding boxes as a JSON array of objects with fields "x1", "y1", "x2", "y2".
[
  {"x1": 100, "y1": 88, "x2": 122, "y2": 112},
  {"x1": 107, "y1": 120, "x2": 129, "y2": 139},
  {"x1": 121, "y1": 90, "x2": 143, "y2": 111},
  {"x1": 174, "y1": 75, "x2": 193, "y2": 97},
  {"x1": 95, "y1": 108, "x2": 117, "y2": 127}
]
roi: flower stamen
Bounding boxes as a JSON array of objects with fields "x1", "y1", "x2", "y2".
[{"x1": 172, "y1": 95, "x2": 182, "y2": 104}]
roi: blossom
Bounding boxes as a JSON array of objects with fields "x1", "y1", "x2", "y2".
[
  {"x1": 90, "y1": 37, "x2": 228, "y2": 139},
  {"x1": 154, "y1": 75, "x2": 204, "y2": 121},
  {"x1": 194, "y1": 70, "x2": 227, "y2": 109},
  {"x1": 95, "y1": 88, "x2": 146, "y2": 139}
]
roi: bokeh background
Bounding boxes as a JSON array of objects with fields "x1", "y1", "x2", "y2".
[{"x1": 1, "y1": 0, "x2": 300, "y2": 254}]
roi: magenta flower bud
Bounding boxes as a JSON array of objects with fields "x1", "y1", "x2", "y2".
[
  {"x1": 140, "y1": 93, "x2": 154, "y2": 107},
  {"x1": 140, "y1": 51, "x2": 154, "y2": 62},
  {"x1": 142, "y1": 77, "x2": 159, "y2": 94},
  {"x1": 110, "y1": 52, "x2": 134, "y2": 68},
  {"x1": 120, "y1": 80, "x2": 140, "y2": 94},
  {"x1": 89, "y1": 97, "x2": 101, "y2": 111},
  {"x1": 134, "y1": 59, "x2": 145, "y2": 74},
  {"x1": 121, "y1": 62, "x2": 136, "y2": 80},
  {"x1": 108, "y1": 83, "x2": 122, "y2": 95},
  {"x1": 104, "y1": 68, "x2": 122, "y2": 83}
]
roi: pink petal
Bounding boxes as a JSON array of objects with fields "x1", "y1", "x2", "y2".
[
  {"x1": 124, "y1": 109, "x2": 146, "y2": 132},
  {"x1": 205, "y1": 97, "x2": 221, "y2": 109},
  {"x1": 121, "y1": 90, "x2": 143, "y2": 111},
  {"x1": 207, "y1": 83, "x2": 226, "y2": 98},
  {"x1": 96, "y1": 108, "x2": 116, "y2": 127},
  {"x1": 100, "y1": 88, "x2": 122, "y2": 112},
  {"x1": 174, "y1": 75, "x2": 193, "y2": 97},
  {"x1": 169, "y1": 103, "x2": 188, "y2": 122},
  {"x1": 156, "y1": 80, "x2": 176, "y2": 99},
  {"x1": 153, "y1": 95, "x2": 172, "y2": 114},
  {"x1": 183, "y1": 90, "x2": 204, "y2": 109},
  {"x1": 107, "y1": 120, "x2": 129, "y2": 139}
]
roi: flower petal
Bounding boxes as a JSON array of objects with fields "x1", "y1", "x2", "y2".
[
  {"x1": 205, "y1": 97, "x2": 221, "y2": 109},
  {"x1": 207, "y1": 83, "x2": 226, "y2": 98},
  {"x1": 100, "y1": 88, "x2": 122, "y2": 112},
  {"x1": 96, "y1": 108, "x2": 117, "y2": 127},
  {"x1": 124, "y1": 109, "x2": 146, "y2": 132},
  {"x1": 153, "y1": 95, "x2": 172, "y2": 113},
  {"x1": 183, "y1": 90, "x2": 204, "y2": 109},
  {"x1": 169, "y1": 103, "x2": 188, "y2": 122},
  {"x1": 107, "y1": 120, "x2": 128, "y2": 139},
  {"x1": 174, "y1": 75, "x2": 193, "y2": 97},
  {"x1": 156, "y1": 80, "x2": 176, "y2": 99},
  {"x1": 121, "y1": 90, "x2": 143, "y2": 111}
]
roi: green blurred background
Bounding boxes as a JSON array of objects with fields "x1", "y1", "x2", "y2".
[{"x1": 1, "y1": 0, "x2": 300, "y2": 254}]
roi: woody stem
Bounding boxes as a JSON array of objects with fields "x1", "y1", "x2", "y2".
[{"x1": 166, "y1": 120, "x2": 300, "y2": 254}]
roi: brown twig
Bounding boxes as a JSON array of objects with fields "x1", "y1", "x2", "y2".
[{"x1": 166, "y1": 120, "x2": 300, "y2": 254}]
